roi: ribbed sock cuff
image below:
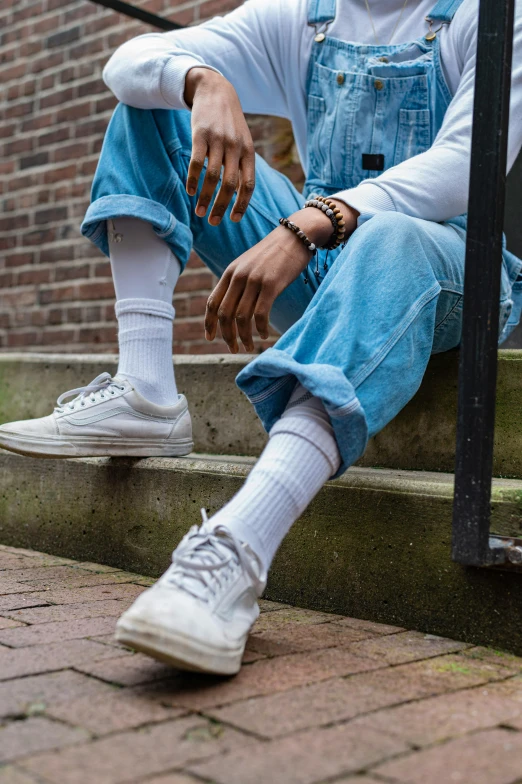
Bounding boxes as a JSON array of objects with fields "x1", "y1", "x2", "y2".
[
  {"x1": 270, "y1": 415, "x2": 341, "y2": 476},
  {"x1": 115, "y1": 297, "x2": 175, "y2": 321}
]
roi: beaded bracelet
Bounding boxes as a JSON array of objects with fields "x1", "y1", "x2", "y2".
[
  {"x1": 278, "y1": 218, "x2": 317, "y2": 255},
  {"x1": 304, "y1": 196, "x2": 346, "y2": 250},
  {"x1": 304, "y1": 198, "x2": 339, "y2": 241}
]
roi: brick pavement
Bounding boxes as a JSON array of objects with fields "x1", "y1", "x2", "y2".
[{"x1": 1, "y1": 545, "x2": 522, "y2": 783}]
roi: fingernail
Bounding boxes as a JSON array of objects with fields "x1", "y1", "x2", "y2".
[
  {"x1": 209, "y1": 216, "x2": 221, "y2": 226},
  {"x1": 196, "y1": 206, "x2": 206, "y2": 217}
]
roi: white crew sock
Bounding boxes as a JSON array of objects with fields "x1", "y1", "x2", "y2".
[
  {"x1": 109, "y1": 217, "x2": 181, "y2": 303},
  {"x1": 115, "y1": 298, "x2": 178, "y2": 406},
  {"x1": 108, "y1": 217, "x2": 182, "y2": 406},
  {"x1": 207, "y1": 383, "x2": 341, "y2": 572}
]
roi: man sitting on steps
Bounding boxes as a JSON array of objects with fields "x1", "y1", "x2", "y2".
[{"x1": 2, "y1": 0, "x2": 522, "y2": 675}]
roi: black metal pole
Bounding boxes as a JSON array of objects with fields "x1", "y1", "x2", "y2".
[
  {"x1": 452, "y1": 0, "x2": 516, "y2": 566},
  {"x1": 88, "y1": 0, "x2": 182, "y2": 30}
]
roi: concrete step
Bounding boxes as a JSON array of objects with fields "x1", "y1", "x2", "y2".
[
  {"x1": 1, "y1": 448, "x2": 522, "y2": 655},
  {"x1": 0, "y1": 351, "x2": 521, "y2": 477}
]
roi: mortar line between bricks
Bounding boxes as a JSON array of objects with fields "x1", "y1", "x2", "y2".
[
  {"x1": 0, "y1": 625, "x2": 128, "y2": 648},
  {"x1": 0, "y1": 582, "x2": 150, "y2": 609},
  {"x1": 11, "y1": 706, "x2": 203, "y2": 746},
  {"x1": 11, "y1": 715, "x2": 265, "y2": 776},
  {"x1": 497, "y1": 722, "x2": 522, "y2": 731},
  {"x1": 139, "y1": 767, "x2": 216, "y2": 784},
  {"x1": 17, "y1": 710, "x2": 98, "y2": 740},
  {"x1": 13, "y1": 577, "x2": 143, "y2": 591},
  {"x1": 0, "y1": 666, "x2": 113, "y2": 685},
  {"x1": 194, "y1": 710, "x2": 277, "y2": 744},
  {"x1": 329, "y1": 621, "x2": 406, "y2": 636},
  {"x1": 63, "y1": 638, "x2": 496, "y2": 714},
  {"x1": 334, "y1": 683, "x2": 522, "y2": 749},
  {"x1": 357, "y1": 725, "x2": 522, "y2": 782},
  {"x1": 186, "y1": 644, "x2": 482, "y2": 715},
  {"x1": 199, "y1": 667, "x2": 522, "y2": 743},
  {"x1": 2, "y1": 605, "x2": 53, "y2": 619},
  {"x1": 266, "y1": 722, "x2": 522, "y2": 784},
  {"x1": 318, "y1": 765, "x2": 402, "y2": 784}
]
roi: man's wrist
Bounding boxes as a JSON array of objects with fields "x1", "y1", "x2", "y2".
[
  {"x1": 330, "y1": 199, "x2": 360, "y2": 229},
  {"x1": 288, "y1": 201, "x2": 359, "y2": 247},
  {"x1": 184, "y1": 67, "x2": 223, "y2": 107}
]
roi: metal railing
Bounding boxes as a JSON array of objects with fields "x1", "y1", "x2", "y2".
[
  {"x1": 89, "y1": 0, "x2": 181, "y2": 30},
  {"x1": 89, "y1": 0, "x2": 521, "y2": 571},
  {"x1": 452, "y1": 0, "x2": 522, "y2": 570}
]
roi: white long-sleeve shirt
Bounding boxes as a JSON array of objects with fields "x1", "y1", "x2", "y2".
[{"x1": 102, "y1": 0, "x2": 522, "y2": 222}]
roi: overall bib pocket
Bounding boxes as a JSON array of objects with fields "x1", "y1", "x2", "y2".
[
  {"x1": 306, "y1": 62, "x2": 358, "y2": 189},
  {"x1": 394, "y1": 109, "x2": 432, "y2": 165},
  {"x1": 307, "y1": 94, "x2": 329, "y2": 183}
]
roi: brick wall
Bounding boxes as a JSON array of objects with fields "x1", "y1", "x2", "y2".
[{"x1": 0, "y1": 0, "x2": 304, "y2": 354}]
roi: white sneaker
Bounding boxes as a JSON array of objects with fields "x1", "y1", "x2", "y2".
[
  {"x1": 0, "y1": 372, "x2": 193, "y2": 459},
  {"x1": 115, "y1": 512, "x2": 266, "y2": 675}
]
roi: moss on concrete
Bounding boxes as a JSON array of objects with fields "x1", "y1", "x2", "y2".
[
  {"x1": 1, "y1": 351, "x2": 520, "y2": 476},
  {"x1": 1, "y1": 451, "x2": 522, "y2": 655}
]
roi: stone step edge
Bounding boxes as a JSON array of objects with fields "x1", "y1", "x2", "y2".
[
  {"x1": 0, "y1": 452, "x2": 522, "y2": 654},
  {"x1": 1, "y1": 350, "x2": 522, "y2": 478},
  {"x1": 62, "y1": 451, "x2": 522, "y2": 499},
  {"x1": 1, "y1": 450, "x2": 522, "y2": 655}
]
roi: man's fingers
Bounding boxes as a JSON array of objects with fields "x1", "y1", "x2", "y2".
[
  {"x1": 205, "y1": 272, "x2": 231, "y2": 341},
  {"x1": 196, "y1": 143, "x2": 225, "y2": 218},
  {"x1": 235, "y1": 279, "x2": 260, "y2": 352},
  {"x1": 186, "y1": 134, "x2": 208, "y2": 197},
  {"x1": 231, "y1": 150, "x2": 256, "y2": 223},
  {"x1": 215, "y1": 275, "x2": 246, "y2": 353},
  {"x1": 254, "y1": 285, "x2": 275, "y2": 340},
  {"x1": 209, "y1": 148, "x2": 240, "y2": 226}
]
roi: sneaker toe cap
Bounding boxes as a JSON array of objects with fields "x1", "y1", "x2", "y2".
[
  {"x1": 0, "y1": 414, "x2": 58, "y2": 437},
  {"x1": 120, "y1": 587, "x2": 239, "y2": 648}
]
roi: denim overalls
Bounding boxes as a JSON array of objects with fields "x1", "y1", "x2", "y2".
[{"x1": 81, "y1": 0, "x2": 522, "y2": 477}]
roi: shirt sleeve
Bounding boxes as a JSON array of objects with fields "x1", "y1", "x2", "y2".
[
  {"x1": 102, "y1": 0, "x2": 291, "y2": 117},
  {"x1": 333, "y1": 9, "x2": 522, "y2": 223}
]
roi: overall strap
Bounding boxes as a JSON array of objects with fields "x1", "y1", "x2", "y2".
[
  {"x1": 427, "y1": 0, "x2": 465, "y2": 23},
  {"x1": 307, "y1": 0, "x2": 336, "y2": 26}
]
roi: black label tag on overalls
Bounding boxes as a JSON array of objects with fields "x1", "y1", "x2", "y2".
[{"x1": 362, "y1": 154, "x2": 385, "y2": 171}]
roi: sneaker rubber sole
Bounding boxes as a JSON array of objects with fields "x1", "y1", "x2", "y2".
[
  {"x1": 115, "y1": 617, "x2": 244, "y2": 676},
  {"x1": 0, "y1": 431, "x2": 194, "y2": 459}
]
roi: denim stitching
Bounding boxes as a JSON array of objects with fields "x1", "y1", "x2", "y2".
[
  {"x1": 249, "y1": 375, "x2": 294, "y2": 405},
  {"x1": 350, "y1": 282, "x2": 441, "y2": 390},
  {"x1": 156, "y1": 213, "x2": 176, "y2": 238},
  {"x1": 433, "y1": 293, "x2": 462, "y2": 333},
  {"x1": 327, "y1": 397, "x2": 362, "y2": 418}
]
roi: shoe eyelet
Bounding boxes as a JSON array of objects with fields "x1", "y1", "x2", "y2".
[{"x1": 81, "y1": 402, "x2": 85, "y2": 407}]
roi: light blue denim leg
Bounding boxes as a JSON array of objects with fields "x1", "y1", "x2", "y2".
[
  {"x1": 236, "y1": 213, "x2": 468, "y2": 477},
  {"x1": 80, "y1": 103, "x2": 318, "y2": 334}
]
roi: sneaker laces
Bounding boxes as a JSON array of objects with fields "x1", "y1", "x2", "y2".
[
  {"x1": 55, "y1": 372, "x2": 126, "y2": 413},
  {"x1": 163, "y1": 510, "x2": 263, "y2": 602}
]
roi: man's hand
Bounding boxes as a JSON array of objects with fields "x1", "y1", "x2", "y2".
[
  {"x1": 184, "y1": 68, "x2": 255, "y2": 226},
  {"x1": 205, "y1": 201, "x2": 359, "y2": 353}
]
